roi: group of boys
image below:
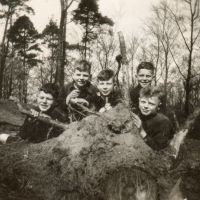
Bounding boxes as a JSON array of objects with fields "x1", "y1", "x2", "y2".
[{"x1": 0, "y1": 59, "x2": 174, "y2": 151}]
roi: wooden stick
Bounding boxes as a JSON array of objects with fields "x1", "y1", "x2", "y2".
[
  {"x1": 70, "y1": 102, "x2": 100, "y2": 117},
  {"x1": 16, "y1": 103, "x2": 68, "y2": 129},
  {"x1": 105, "y1": 97, "x2": 108, "y2": 104}
]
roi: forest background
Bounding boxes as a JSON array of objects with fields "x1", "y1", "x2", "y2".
[{"x1": 0, "y1": 0, "x2": 200, "y2": 120}]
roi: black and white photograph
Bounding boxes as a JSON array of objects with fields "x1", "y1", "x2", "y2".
[{"x1": 0, "y1": 0, "x2": 200, "y2": 199}]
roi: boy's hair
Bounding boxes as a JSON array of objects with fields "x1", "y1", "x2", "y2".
[
  {"x1": 137, "y1": 62, "x2": 154, "y2": 74},
  {"x1": 97, "y1": 69, "x2": 115, "y2": 81},
  {"x1": 39, "y1": 83, "x2": 59, "y2": 99},
  {"x1": 140, "y1": 85, "x2": 164, "y2": 101},
  {"x1": 75, "y1": 60, "x2": 91, "y2": 74}
]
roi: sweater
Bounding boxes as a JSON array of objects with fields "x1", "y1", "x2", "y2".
[
  {"x1": 92, "y1": 89, "x2": 122, "y2": 112},
  {"x1": 18, "y1": 106, "x2": 67, "y2": 143},
  {"x1": 140, "y1": 112, "x2": 174, "y2": 150},
  {"x1": 58, "y1": 81, "x2": 98, "y2": 121}
]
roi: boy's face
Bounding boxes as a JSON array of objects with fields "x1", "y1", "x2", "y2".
[
  {"x1": 37, "y1": 91, "x2": 54, "y2": 112},
  {"x1": 97, "y1": 78, "x2": 114, "y2": 96},
  {"x1": 136, "y1": 69, "x2": 153, "y2": 88},
  {"x1": 73, "y1": 69, "x2": 90, "y2": 88},
  {"x1": 139, "y1": 95, "x2": 160, "y2": 116}
]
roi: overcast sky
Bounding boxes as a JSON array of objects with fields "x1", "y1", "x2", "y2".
[
  {"x1": 0, "y1": 0, "x2": 159, "y2": 41},
  {"x1": 27, "y1": 0, "x2": 159, "y2": 38}
]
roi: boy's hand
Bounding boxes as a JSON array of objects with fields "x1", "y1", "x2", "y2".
[
  {"x1": 70, "y1": 98, "x2": 89, "y2": 107},
  {"x1": 131, "y1": 112, "x2": 147, "y2": 138},
  {"x1": 131, "y1": 112, "x2": 142, "y2": 129},
  {"x1": 99, "y1": 104, "x2": 112, "y2": 113},
  {"x1": 39, "y1": 113, "x2": 51, "y2": 119},
  {"x1": 66, "y1": 89, "x2": 80, "y2": 105},
  {"x1": 105, "y1": 103, "x2": 112, "y2": 111},
  {"x1": 30, "y1": 109, "x2": 40, "y2": 117},
  {"x1": 99, "y1": 107, "x2": 106, "y2": 113},
  {"x1": 72, "y1": 98, "x2": 89, "y2": 107},
  {"x1": 30, "y1": 109, "x2": 51, "y2": 119}
]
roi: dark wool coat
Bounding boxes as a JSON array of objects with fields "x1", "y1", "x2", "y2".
[
  {"x1": 58, "y1": 81, "x2": 98, "y2": 121},
  {"x1": 18, "y1": 106, "x2": 67, "y2": 143},
  {"x1": 140, "y1": 112, "x2": 174, "y2": 150}
]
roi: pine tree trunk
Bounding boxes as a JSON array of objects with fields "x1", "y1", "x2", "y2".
[
  {"x1": 55, "y1": 0, "x2": 68, "y2": 88},
  {"x1": 0, "y1": 8, "x2": 11, "y2": 98}
]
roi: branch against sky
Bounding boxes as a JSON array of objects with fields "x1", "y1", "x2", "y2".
[{"x1": 166, "y1": 0, "x2": 200, "y2": 116}]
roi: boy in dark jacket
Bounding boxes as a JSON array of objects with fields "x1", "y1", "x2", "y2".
[
  {"x1": 0, "y1": 83, "x2": 67, "y2": 144},
  {"x1": 131, "y1": 85, "x2": 174, "y2": 151},
  {"x1": 58, "y1": 60, "x2": 97, "y2": 121},
  {"x1": 129, "y1": 62, "x2": 154, "y2": 113},
  {"x1": 93, "y1": 69, "x2": 122, "y2": 113}
]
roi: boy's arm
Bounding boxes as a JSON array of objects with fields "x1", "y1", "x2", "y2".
[
  {"x1": 58, "y1": 84, "x2": 79, "y2": 105},
  {"x1": 18, "y1": 116, "x2": 34, "y2": 140},
  {"x1": 51, "y1": 107, "x2": 70, "y2": 123},
  {"x1": 86, "y1": 91, "x2": 100, "y2": 111},
  {"x1": 66, "y1": 90, "x2": 80, "y2": 105},
  {"x1": 18, "y1": 109, "x2": 47, "y2": 140},
  {"x1": 131, "y1": 113, "x2": 173, "y2": 150},
  {"x1": 114, "y1": 89, "x2": 123, "y2": 105},
  {"x1": 142, "y1": 121, "x2": 173, "y2": 151}
]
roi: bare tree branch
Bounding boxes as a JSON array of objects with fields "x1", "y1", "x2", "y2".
[
  {"x1": 67, "y1": 0, "x2": 77, "y2": 10},
  {"x1": 193, "y1": 29, "x2": 200, "y2": 45},
  {"x1": 193, "y1": 0, "x2": 200, "y2": 20},
  {"x1": 169, "y1": 46, "x2": 186, "y2": 80},
  {"x1": 167, "y1": 7, "x2": 190, "y2": 51}
]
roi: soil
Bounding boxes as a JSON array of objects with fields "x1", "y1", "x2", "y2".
[
  {"x1": 0, "y1": 100, "x2": 25, "y2": 138},
  {"x1": 0, "y1": 100, "x2": 200, "y2": 200}
]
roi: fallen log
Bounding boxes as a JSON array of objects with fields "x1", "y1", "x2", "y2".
[{"x1": 0, "y1": 103, "x2": 200, "y2": 200}]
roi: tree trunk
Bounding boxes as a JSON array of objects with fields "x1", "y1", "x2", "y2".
[
  {"x1": 22, "y1": 53, "x2": 27, "y2": 103},
  {"x1": 50, "y1": 46, "x2": 55, "y2": 83},
  {"x1": 0, "y1": 7, "x2": 11, "y2": 98},
  {"x1": 55, "y1": 0, "x2": 68, "y2": 88},
  {"x1": 8, "y1": 63, "x2": 13, "y2": 97},
  {"x1": 0, "y1": 103, "x2": 200, "y2": 200},
  {"x1": 184, "y1": 48, "x2": 193, "y2": 117},
  {"x1": 0, "y1": 62, "x2": 5, "y2": 98},
  {"x1": 154, "y1": 37, "x2": 160, "y2": 86},
  {"x1": 0, "y1": 42, "x2": 10, "y2": 99},
  {"x1": 0, "y1": 43, "x2": 9, "y2": 99},
  {"x1": 84, "y1": 15, "x2": 90, "y2": 60},
  {"x1": 184, "y1": 3, "x2": 195, "y2": 117},
  {"x1": 18, "y1": 79, "x2": 23, "y2": 102},
  {"x1": 163, "y1": 50, "x2": 169, "y2": 113}
]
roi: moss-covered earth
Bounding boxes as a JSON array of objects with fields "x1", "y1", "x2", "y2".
[{"x1": 0, "y1": 101, "x2": 200, "y2": 200}]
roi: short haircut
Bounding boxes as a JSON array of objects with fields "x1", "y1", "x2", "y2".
[
  {"x1": 75, "y1": 60, "x2": 91, "y2": 74},
  {"x1": 97, "y1": 69, "x2": 115, "y2": 81},
  {"x1": 140, "y1": 85, "x2": 164, "y2": 101},
  {"x1": 137, "y1": 62, "x2": 154, "y2": 74},
  {"x1": 39, "y1": 83, "x2": 59, "y2": 99}
]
